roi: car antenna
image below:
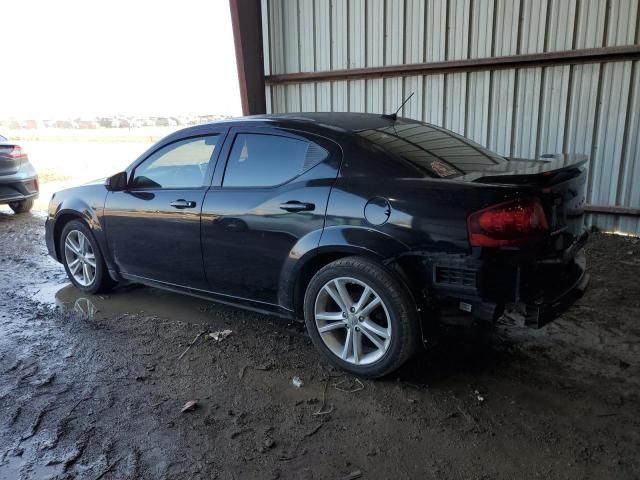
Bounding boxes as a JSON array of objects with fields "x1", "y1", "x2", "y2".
[{"x1": 381, "y1": 92, "x2": 415, "y2": 121}]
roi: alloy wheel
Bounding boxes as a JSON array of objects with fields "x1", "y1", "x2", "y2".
[
  {"x1": 314, "y1": 277, "x2": 392, "y2": 365},
  {"x1": 64, "y1": 230, "x2": 97, "y2": 287}
]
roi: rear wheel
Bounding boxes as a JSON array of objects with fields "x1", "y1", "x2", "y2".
[
  {"x1": 304, "y1": 256, "x2": 420, "y2": 378},
  {"x1": 8, "y1": 198, "x2": 34, "y2": 214},
  {"x1": 60, "y1": 220, "x2": 116, "y2": 294}
]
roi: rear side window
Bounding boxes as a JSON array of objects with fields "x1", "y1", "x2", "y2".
[{"x1": 223, "y1": 133, "x2": 328, "y2": 187}]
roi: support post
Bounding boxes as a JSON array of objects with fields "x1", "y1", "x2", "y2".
[{"x1": 229, "y1": 0, "x2": 266, "y2": 115}]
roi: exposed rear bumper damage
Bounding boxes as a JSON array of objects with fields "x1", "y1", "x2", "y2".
[
  {"x1": 406, "y1": 232, "x2": 590, "y2": 328},
  {"x1": 504, "y1": 249, "x2": 589, "y2": 328}
]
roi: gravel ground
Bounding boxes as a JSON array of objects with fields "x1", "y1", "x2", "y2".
[{"x1": 0, "y1": 207, "x2": 639, "y2": 479}]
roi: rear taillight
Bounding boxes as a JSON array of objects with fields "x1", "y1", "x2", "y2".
[
  {"x1": 467, "y1": 198, "x2": 549, "y2": 247},
  {"x1": 6, "y1": 145, "x2": 27, "y2": 159}
]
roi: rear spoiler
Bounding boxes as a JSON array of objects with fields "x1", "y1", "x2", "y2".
[{"x1": 459, "y1": 154, "x2": 588, "y2": 184}]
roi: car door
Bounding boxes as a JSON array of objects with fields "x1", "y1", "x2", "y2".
[
  {"x1": 103, "y1": 131, "x2": 225, "y2": 290},
  {"x1": 201, "y1": 127, "x2": 342, "y2": 307}
]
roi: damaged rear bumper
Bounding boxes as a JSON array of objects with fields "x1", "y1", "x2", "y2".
[
  {"x1": 505, "y1": 249, "x2": 589, "y2": 327},
  {"x1": 412, "y1": 233, "x2": 590, "y2": 328}
]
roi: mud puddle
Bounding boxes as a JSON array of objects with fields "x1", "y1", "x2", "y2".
[{"x1": 32, "y1": 282, "x2": 216, "y2": 325}]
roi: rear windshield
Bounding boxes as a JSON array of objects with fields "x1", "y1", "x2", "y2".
[{"x1": 357, "y1": 122, "x2": 506, "y2": 178}]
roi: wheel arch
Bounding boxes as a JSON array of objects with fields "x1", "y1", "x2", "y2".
[
  {"x1": 284, "y1": 225, "x2": 420, "y2": 319},
  {"x1": 288, "y1": 246, "x2": 383, "y2": 318},
  {"x1": 51, "y1": 204, "x2": 117, "y2": 279},
  {"x1": 52, "y1": 210, "x2": 94, "y2": 260}
]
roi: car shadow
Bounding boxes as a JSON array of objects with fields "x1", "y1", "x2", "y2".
[{"x1": 393, "y1": 322, "x2": 529, "y2": 386}]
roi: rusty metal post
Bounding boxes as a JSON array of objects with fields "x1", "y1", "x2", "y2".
[{"x1": 229, "y1": 0, "x2": 266, "y2": 115}]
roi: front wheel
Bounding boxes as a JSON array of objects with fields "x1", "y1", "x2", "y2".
[
  {"x1": 60, "y1": 220, "x2": 116, "y2": 294},
  {"x1": 9, "y1": 198, "x2": 34, "y2": 214},
  {"x1": 304, "y1": 256, "x2": 420, "y2": 378}
]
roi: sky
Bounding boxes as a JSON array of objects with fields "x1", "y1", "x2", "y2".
[{"x1": 1, "y1": 0, "x2": 242, "y2": 118}]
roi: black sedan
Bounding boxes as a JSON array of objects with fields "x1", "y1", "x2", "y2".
[
  {"x1": 0, "y1": 134, "x2": 38, "y2": 213},
  {"x1": 45, "y1": 113, "x2": 589, "y2": 377}
]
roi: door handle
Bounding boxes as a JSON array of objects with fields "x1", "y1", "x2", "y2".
[
  {"x1": 279, "y1": 201, "x2": 315, "y2": 212},
  {"x1": 170, "y1": 199, "x2": 196, "y2": 209}
]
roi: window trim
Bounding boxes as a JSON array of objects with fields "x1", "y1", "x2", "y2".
[{"x1": 217, "y1": 129, "x2": 331, "y2": 190}]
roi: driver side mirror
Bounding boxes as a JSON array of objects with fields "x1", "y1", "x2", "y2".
[{"x1": 105, "y1": 171, "x2": 128, "y2": 191}]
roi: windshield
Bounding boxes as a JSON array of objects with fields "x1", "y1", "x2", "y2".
[{"x1": 357, "y1": 122, "x2": 506, "y2": 178}]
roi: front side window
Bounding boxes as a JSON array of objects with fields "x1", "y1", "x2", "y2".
[
  {"x1": 223, "y1": 133, "x2": 328, "y2": 187},
  {"x1": 131, "y1": 135, "x2": 219, "y2": 189}
]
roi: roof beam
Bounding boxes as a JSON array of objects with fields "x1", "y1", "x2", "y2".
[{"x1": 265, "y1": 45, "x2": 640, "y2": 85}]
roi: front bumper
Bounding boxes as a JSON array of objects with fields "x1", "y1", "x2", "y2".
[{"x1": 0, "y1": 176, "x2": 39, "y2": 204}]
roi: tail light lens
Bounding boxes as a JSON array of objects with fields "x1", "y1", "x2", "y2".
[
  {"x1": 468, "y1": 198, "x2": 549, "y2": 247},
  {"x1": 6, "y1": 145, "x2": 27, "y2": 159}
]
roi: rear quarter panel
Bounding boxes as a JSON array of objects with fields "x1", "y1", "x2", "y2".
[{"x1": 323, "y1": 142, "x2": 528, "y2": 256}]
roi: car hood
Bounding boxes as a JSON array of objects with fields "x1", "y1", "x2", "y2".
[
  {"x1": 51, "y1": 178, "x2": 106, "y2": 200},
  {"x1": 84, "y1": 177, "x2": 108, "y2": 186}
]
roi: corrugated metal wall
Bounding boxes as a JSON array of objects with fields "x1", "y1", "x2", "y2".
[{"x1": 261, "y1": 0, "x2": 640, "y2": 235}]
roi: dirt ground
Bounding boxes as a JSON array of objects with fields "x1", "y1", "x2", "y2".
[{"x1": 0, "y1": 207, "x2": 639, "y2": 480}]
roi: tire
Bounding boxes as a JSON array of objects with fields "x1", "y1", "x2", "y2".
[
  {"x1": 303, "y1": 256, "x2": 420, "y2": 378},
  {"x1": 60, "y1": 219, "x2": 116, "y2": 294},
  {"x1": 9, "y1": 198, "x2": 34, "y2": 214}
]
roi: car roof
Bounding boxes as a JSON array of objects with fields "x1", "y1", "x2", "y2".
[
  {"x1": 191, "y1": 112, "x2": 423, "y2": 136},
  {"x1": 249, "y1": 112, "x2": 419, "y2": 132}
]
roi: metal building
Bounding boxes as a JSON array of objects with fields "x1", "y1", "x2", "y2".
[{"x1": 230, "y1": 0, "x2": 640, "y2": 234}]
